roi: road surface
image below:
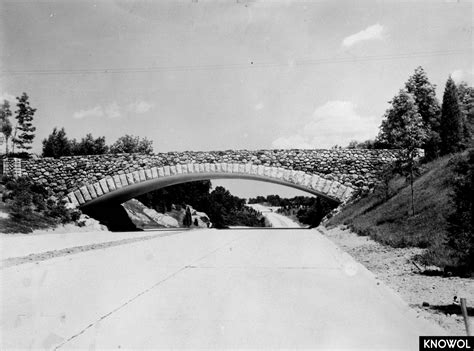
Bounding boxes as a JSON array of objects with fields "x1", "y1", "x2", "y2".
[
  {"x1": 1, "y1": 228, "x2": 442, "y2": 350},
  {"x1": 247, "y1": 203, "x2": 301, "y2": 228}
]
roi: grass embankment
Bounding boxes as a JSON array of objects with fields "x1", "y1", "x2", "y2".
[{"x1": 326, "y1": 154, "x2": 464, "y2": 270}]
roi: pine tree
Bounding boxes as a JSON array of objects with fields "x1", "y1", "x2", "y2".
[
  {"x1": 12, "y1": 93, "x2": 36, "y2": 153},
  {"x1": 378, "y1": 90, "x2": 427, "y2": 216},
  {"x1": 457, "y1": 82, "x2": 474, "y2": 148},
  {"x1": 42, "y1": 127, "x2": 72, "y2": 158},
  {"x1": 440, "y1": 77, "x2": 464, "y2": 155},
  {"x1": 0, "y1": 100, "x2": 13, "y2": 154},
  {"x1": 405, "y1": 66, "x2": 441, "y2": 160}
]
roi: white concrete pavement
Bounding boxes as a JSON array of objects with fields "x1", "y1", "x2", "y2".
[
  {"x1": 248, "y1": 203, "x2": 301, "y2": 228},
  {"x1": 1, "y1": 228, "x2": 442, "y2": 350}
]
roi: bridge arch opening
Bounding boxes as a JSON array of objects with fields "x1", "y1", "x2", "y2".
[{"x1": 78, "y1": 171, "x2": 346, "y2": 210}]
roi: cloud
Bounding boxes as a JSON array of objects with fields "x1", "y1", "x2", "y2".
[
  {"x1": 73, "y1": 106, "x2": 103, "y2": 119},
  {"x1": 127, "y1": 100, "x2": 154, "y2": 114},
  {"x1": 272, "y1": 100, "x2": 379, "y2": 149},
  {"x1": 73, "y1": 103, "x2": 121, "y2": 119},
  {"x1": 0, "y1": 92, "x2": 16, "y2": 103},
  {"x1": 104, "y1": 102, "x2": 121, "y2": 119},
  {"x1": 342, "y1": 24, "x2": 384, "y2": 47},
  {"x1": 451, "y1": 69, "x2": 473, "y2": 84}
]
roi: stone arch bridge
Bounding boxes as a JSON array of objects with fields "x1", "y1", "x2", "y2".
[{"x1": 2, "y1": 149, "x2": 397, "y2": 208}]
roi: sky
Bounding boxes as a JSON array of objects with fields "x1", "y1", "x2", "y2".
[{"x1": 0, "y1": 0, "x2": 472, "y2": 198}]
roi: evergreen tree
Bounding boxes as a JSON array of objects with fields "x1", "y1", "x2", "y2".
[
  {"x1": 0, "y1": 100, "x2": 13, "y2": 154},
  {"x1": 12, "y1": 93, "x2": 36, "y2": 153},
  {"x1": 405, "y1": 66, "x2": 441, "y2": 160},
  {"x1": 440, "y1": 77, "x2": 464, "y2": 155},
  {"x1": 42, "y1": 127, "x2": 72, "y2": 158},
  {"x1": 378, "y1": 90, "x2": 427, "y2": 215},
  {"x1": 457, "y1": 81, "x2": 474, "y2": 148}
]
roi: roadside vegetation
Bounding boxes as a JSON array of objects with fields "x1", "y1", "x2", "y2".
[
  {"x1": 329, "y1": 67, "x2": 473, "y2": 276},
  {"x1": 137, "y1": 181, "x2": 265, "y2": 229},
  {"x1": 0, "y1": 176, "x2": 80, "y2": 233}
]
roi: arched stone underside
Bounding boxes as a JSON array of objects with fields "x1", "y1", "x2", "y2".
[{"x1": 67, "y1": 163, "x2": 354, "y2": 208}]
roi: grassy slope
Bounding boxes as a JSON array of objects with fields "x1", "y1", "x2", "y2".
[{"x1": 326, "y1": 155, "x2": 456, "y2": 249}]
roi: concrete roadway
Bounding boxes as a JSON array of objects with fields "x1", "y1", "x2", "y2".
[{"x1": 1, "y1": 228, "x2": 442, "y2": 350}]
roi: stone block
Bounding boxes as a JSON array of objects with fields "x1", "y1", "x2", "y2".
[
  {"x1": 322, "y1": 180, "x2": 332, "y2": 194},
  {"x1": 245, "y1": 163, "x2": 252, "y2": 173},
  {"x1": 210, "y1": 163, "x2": 216, "y2": 172},
  {"x1": 119, "y1": 174, "x2": 129, "y2": 187},
  {"x1": 67, "y1": 192, "x2": 80, "y2": 207},
  {"x1": 151, "y1": 167, "x2": 158, "y2": 178},
  {"x1": 126, "y1": 173, "x2": 135, "y2": 185},
  {"x1": 175, "y1": 164, "x2": 182, "y2": 174},
  {"x1": 198, "y1": 164, "x2": 205, "y2": 173},
  {"x1": 106, "y1": 177, "x2": 116, "y2": 191},
  {"x1": 221, "y1": 163, "x2": 228, "y2": 172},
  {"x1": 327, "y1": 181, "x2": 341, "y2": 199},
  {"x1": 86, "y1": 184, "x2": 98, "y2": 199},
  {"x1": 163, "y1": 166, "x2": 170, "y2": 176},
  {"x1": 158, "y1": 167, "x2": 165, "y2": 177},
  {"x1": 264, "y1": 166, "x2": 272, "y2": 177},
  {"x1": 215, "y1": 163, "x2": 222, "y2": 172},
  {"x1": 74, "y1": 190, "x2": 85, "y2": 205},
  {"x1": 113, "y1": 175, "x2": 123, "y2": 189},
  {"x1": 302, "y1": 174, "x2": 312, "y2": 187},
  {"x1": 204, "y1": 163, "x2": 210, "y2": 172},
  {"x1": 250, "y1": 164, "x2": 258, "y2": 175},
  {"x1": 93, "y1": 182, "x2": 104, "y2": 196},
  {"x1": 132, "y1": 171, "x2": 141, "y2": 183},
  {"x1": 238, "y1": 164, "x2": 245, "y2": 173},
  {"x1": 144, "y1": 169, "x2": 153, "y2": 179},
  {"x1": 80, "y1": 186, "x2": 92, "y2": 202},
  {"x1": 138, "y1": 169, "x2": 146, "y2": 181},
  {"x1": 187, "y1": 164, "x2": 194, "y2": 173},
  {"x1": 99, "y1": 179, "x2": 109, "y2": 193},
  {"x1": 257, "y1": 165, "x2": 265, "y2": 176}
]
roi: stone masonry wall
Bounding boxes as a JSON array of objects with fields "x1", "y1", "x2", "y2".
[{"x1": 5, "y1": 149, "x2": 398, "y2": 200}]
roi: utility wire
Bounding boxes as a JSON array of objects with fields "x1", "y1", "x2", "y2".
[{"x1": 0, "y1": 49, "x2": 470, "y2": 76}]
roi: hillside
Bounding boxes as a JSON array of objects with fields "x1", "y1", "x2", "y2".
[{"x1": 326, "y1": 152, "x2": 469, "y2": 271}]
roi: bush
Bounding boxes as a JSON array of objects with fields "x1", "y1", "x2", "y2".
[{"x1": 0, "y1": 176, "x2": 79, "y2": 233}]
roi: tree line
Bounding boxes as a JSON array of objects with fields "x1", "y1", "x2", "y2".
[
  {"x1": 137, "y1": 180, "x2": 265, "y2": 228},
  {"x1": 41, "y1": 129, "x2": 153, "y2": 157}
]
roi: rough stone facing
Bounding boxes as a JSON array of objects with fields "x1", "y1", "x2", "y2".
[{"x1": 4, "y1": 149, "x2": 398, "y2": 206}]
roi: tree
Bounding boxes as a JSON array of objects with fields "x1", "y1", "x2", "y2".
[
  {"x1": 109, "y1": 134, "x2": 153, "y2": 154},
  {"x1": 457, "y1": 82, "x2": 474, "y2": 148},
  {"x1": 440, "y1": 77, "x2": 465, "y2": 155},
  {"x1": 42, "y1": 127, "x2": 72, "y2": 158},
  {"x1": 0, "y1": 100, "x2": 13, "y2": 154},
  {"x1": 183, "y1": 206, "x2": 192, "y2": 227},
  {"x1": 405, "y1": 67, "x2": 441, "y2": 160},
  {"x1": 378, "y1": 90, "x2": 427, "y2": 216},
  {"x1": 446, "y1": 150, "x2": 474, "y2": 272},
  {"x1": 71, "y1": 133, "x2": 108, "y2": 155},
  {"x1": 12, "y1": 93, "x2": 36, "y2": 154}
]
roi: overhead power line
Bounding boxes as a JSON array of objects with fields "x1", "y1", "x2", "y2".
[{"x1": 0, "y1": 49, "x2": 470, "y2": 76}]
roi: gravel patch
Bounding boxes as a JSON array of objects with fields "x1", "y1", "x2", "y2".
[{"x1": 321, "y1": 225, "x2": 474, "y2": 336}]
